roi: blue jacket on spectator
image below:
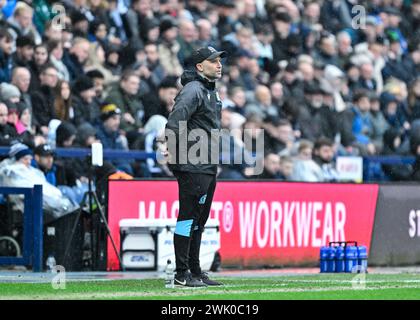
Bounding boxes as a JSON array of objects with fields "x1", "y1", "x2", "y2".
[
  {"x1": 0, "y1": 49, "x2": 13, "y2": 83},
  {"x1": 352, "y1": 106, "x2": 373, "y2": 145}
]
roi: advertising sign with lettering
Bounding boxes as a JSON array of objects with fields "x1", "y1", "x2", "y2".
[{"x1": 107, "y1": 181, "x2": 379, "y2": 270}]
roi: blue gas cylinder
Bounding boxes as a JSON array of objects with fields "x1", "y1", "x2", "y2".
[
  {"x1": 357, "y1": 246, "x2": 368, "y2": 272},
  {"x1": 327, "y1": 246, "x2": 336, "y2": 273},
  {"x1": 345, "y1": 245, "x2": 358, "y2": 272},
  {"x1": 334, "y1": 246, "x2": 345, "y2": 273},
  {"x1": 320, "y1": 246, "x2": 329, "y2": 273}
]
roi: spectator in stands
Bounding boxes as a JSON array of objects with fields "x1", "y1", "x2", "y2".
[
  {"x1": 314, "y1": 33, "x2": 339, "y2": 67},
  {"x1": 11, "y1": 66, "x2": 31, "y2": 110},
  {"x1": 296, "y1": 83, "x2": 337, "y2": 141},
  {"x1": 369, "y1": 93, "x2": 389, "y2": 153},
  {"x1": 30, "y1": 63, "x2": 58, "y2": 134},
  {"x1": 85, "y1": 42, "x2": 117, "y2": 85},
  {"x1": 339, "y1": 89, "x2": 376, "y2": 155},
  {"x1": 124, "y1": 0, "x2": 150, "y2": 45},
  {"x1": 95, "y1": 103, "x2": 133, "y2": 174},
  {"x1": 105, "y1": 70, "x2": 145, "y2": 137},
  {"x1": 227, "y1": 86, "x2": 247, "y2": 116},
  {"x1": 357, "y1": 62, "x2": 377, "y2": 92},
  {"x1": 292, "y1": 140, "x2": 323, "y2": 182},
  {"x1": 407, "y1": 78, "x2": 420, "y2": 122},
  {"x1": 279, "y1": 155, "x2": 294, "y2": 181},
  {"x1": 143, "y1": 75, "x2": 178, "y2": 123},
  {"x1": 0, "y1": 82, "x2": 21, "y2": 104},
  {"x1": 47, "y1": 39, "x2": 70, "y2": 82},
  {"x1": 14, "y1": 102, "x2": 33, "y2": 138},
  {"x1": 312, "y1": 137, "x2": 339, "y2": 182},
  {"x1": 7, "y1": 142, "x2": 33, "y2": 167},
  {"x1": 381, "y1": 128, "x2": 412, "y2": 181},
  {"x1": 177, "y1": 19, "x2": 199, "y2": 66},
  {"x1": 264, "y1": 118, "x2": 295, "y2": 156},
  {"x1": 141, "y1": 42, "x2": 167, "y2": 92},
  {"x1": 85, "y1": 69, "x2": 106, "y2": 104},
  {"x1": 62, "y1": 37, "x2": 90, "y2": 81},
  {"x1": 7, "y1": 2, "x2": 41, "y2": 44},
  {"x1": 56, "y1": 121, "x2": 77, "y2": 148},
  {"x1": 257, "y1": 152, "x2": 282, "y2": 180},
  {"x1": 196, "y1": 18, "x2": 218, "y2": 48},
  {"x1": 0, "y1": 28, "x2": 14, "y2": 83},
  {"x1": 28, "y1": 43, "x2": 49, "y2": 91},
  {"x1": 12, "y1": 35, "x2": 34, "y2": 69},
  {"x1": 158, "y1": 16, "x2": 183, "y2": 77},
  {"x1": 0, "y1": 102, "x2": 17, "y2": 146},
  {"x1": 54, "y1": 80, "x2": 73, "y2": 122},
  {"x1": 72, "y1": 75, "x2": 99, "y2": 126},
  {"x1": 244, "y1": 84, "x2": 278, "y2": 121}
]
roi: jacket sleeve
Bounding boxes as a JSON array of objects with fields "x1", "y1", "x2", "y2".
[{"x1": 165, "y1": 83, "x2": 200, "y2": 137}]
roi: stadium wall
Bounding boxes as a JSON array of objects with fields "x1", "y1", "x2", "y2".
[{"x1": 107, "y1": 180, "x2": 420, "y2": 270}]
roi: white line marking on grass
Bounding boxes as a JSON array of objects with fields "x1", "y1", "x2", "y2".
[{"x1": 2, "y1": 284, "x2": 420, "y2": 300}]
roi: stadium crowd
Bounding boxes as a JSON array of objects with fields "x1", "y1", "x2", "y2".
[{"x1": 0, "y1": 0, "x2": 419, "y2": 198}]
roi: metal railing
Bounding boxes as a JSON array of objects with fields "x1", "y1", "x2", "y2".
[{"x1": 0, "y1": 185, "x2": 43, "y2": 272}]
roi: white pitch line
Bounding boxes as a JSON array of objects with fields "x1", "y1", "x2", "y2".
[{"x1": 2, "y1": 284, "x2": 420, "y2": 300}]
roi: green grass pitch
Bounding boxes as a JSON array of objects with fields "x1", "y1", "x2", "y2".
[{"x1": 1, "y1": 273, "x2": 420, "y2": 300}]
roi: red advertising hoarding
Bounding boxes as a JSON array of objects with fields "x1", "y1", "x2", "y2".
[{"x1": 107, "y1": 180, "x2": 379, "y2": 270}]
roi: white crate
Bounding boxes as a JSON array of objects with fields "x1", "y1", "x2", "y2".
[{"x1": 119, "y1": 218, "x2": 220, "y2": 271}]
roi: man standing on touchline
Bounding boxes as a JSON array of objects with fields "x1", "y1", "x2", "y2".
[{"x1": 159, "y1": 46, "x2": 226, "y2": 287}]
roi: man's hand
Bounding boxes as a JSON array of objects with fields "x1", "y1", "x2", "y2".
[
  {"x1": 123, "y1": 112, "x2": 136, "y2": 124},
  {"x1": 156, "y1": 140, "x2": 171, "y2": 164}
]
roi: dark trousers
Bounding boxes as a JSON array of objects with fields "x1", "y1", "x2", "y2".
[{"x1": 172, "y1": 171, "x2": 217, "y2": 275}]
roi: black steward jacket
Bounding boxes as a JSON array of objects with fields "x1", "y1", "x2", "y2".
[{"x1": 165, "y1": 70, "x2": 222, "y2": 175}]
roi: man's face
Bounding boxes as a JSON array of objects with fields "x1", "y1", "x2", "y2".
[
  {"x1": 159, "y1": 87, "x2": 178, "y2": 110},
  {"x1": 277, "y1": 124, "x2": 292, "y2": 144},
  {"x1": 265, "y1": 154, "x2": 281, "y2": 175},
  {"x1": 35, "y1": 154, "x2": 54, "y2": 171},
  {"x1": 80, "y1": 88, "x2": 96, "y2": 103},
  {"x1": 12, "y1": 68, "x2": 31, "y2": 92},
  {"x1": 93, "y1": 77, "x2": 104, "y2": 97},
  {"x1": 17, "y1": 11, "x2": 33, "y2": 29},
  {"x1": 121, "y1": 75, "x2": 140, "y2": 95},
  {"x1": 19, "y1": 154, "x2": 33, "y2": 167},
  {"x1": 360, "y1": 63, "x2": 373, "y2": 79},
  {"x1": 40, "y1": 67, "x2": 58, "y2": 87},
  {"x1": 196, "y1": 57, "x2": 222, "y2": 80},
  {"x1": 18, "y1": 45, "x2": 34, "y2": 62},
  {"x1": 34, "y1": 46, "x2": 48, "y2": 66},
  {"x1": 280, "y1": 161, "x2": 293, "y2": 178},
  {"x1": 316, "y1": 145, "x2": 334, "y2": 163},
  {"x1": 104, "y1": 114, "x2": 121, "y2": 132},
  {"x1": 0, "y1": 37, "x2": 13, "y2": 55},
  {"x1": 357, "y1": 96, "x2": 370, "y2": 112},
  {"x1": 72, "y1": 42, "x2": 90, "y2": 64},
  {"x1": 0, "y1": 104, "x2": 8, "y2": 125},
  {"x1": 145, "y1": 44, "x2": 159, "y2": 63},
  {"x1": 321, "y1": 37, "x2": 337, "y2": 56}
]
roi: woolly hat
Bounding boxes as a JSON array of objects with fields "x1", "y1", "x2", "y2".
[
  {"x1": 56, "y1": 121, "x2": 77, "y2": 146},
  {"x1": 159, "y1": 17, "x2": 177, "y2": 34},
  {"x1": 9, "y1": 142, "x2": 33, "y2": 160},
  {"x1": 0, "y1": 83, "x2": 21, "y2": 101},
  {"x1": 100, "y1": 103, "x2": 121, "y2": 121},
  {"x1": 73, "y1": 76, "x2": 95, "y2": 94}
]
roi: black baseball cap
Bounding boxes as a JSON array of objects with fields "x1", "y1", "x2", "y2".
[
  {"x1": 34, "y1": 144, "x2": 55, "y2": 157},
  {"x1": 191, "y1": 46, "x2": 227, "y2": 65}
]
